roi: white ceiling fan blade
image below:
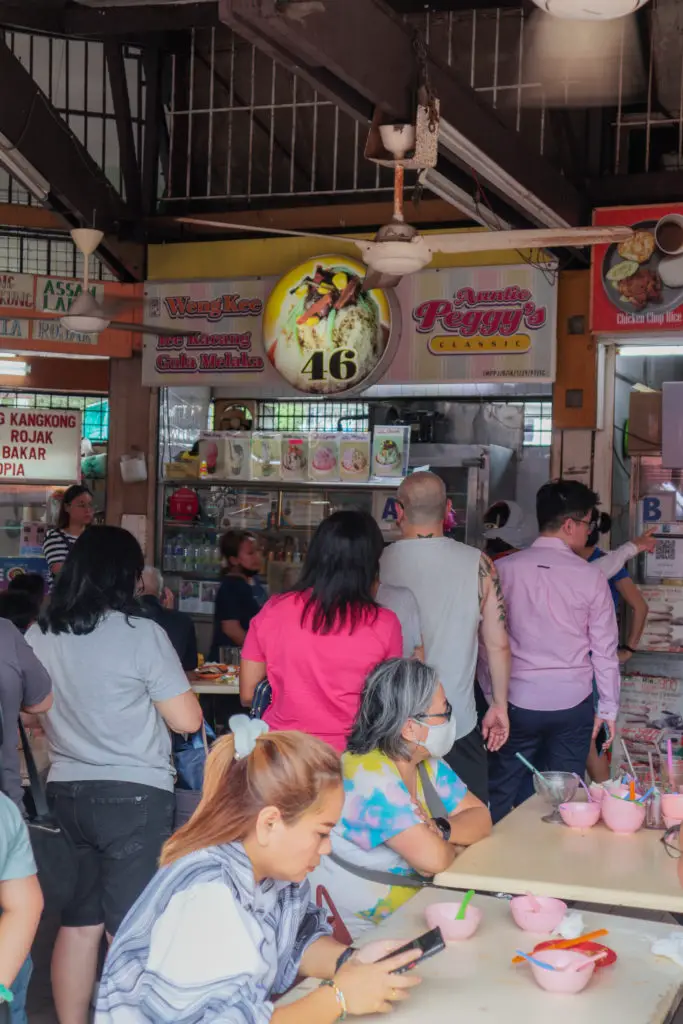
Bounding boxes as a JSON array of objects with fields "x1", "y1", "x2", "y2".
[
  {"x1": 175, "y1": 217, "x2": 364, "y2": 251},
  {"x1": 429, "y1": 226, "x2": 634, "y2": 255},
  {"x1": 112, "y1": 321, "x2": 206, "y2": 339}
]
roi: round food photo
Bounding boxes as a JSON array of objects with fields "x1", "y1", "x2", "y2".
[
  {"x1": 601, "y1": 219, "x2": 683, "y2": 314},
  {"x1": 263, "y1": 255, "x2": 395, "y2": 394}
]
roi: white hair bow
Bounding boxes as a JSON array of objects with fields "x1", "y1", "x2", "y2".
[{"x1": 229, "y1": 715, "x2": 269, "y2": 760}]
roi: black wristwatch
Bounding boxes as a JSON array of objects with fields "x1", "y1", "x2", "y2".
[
  {"x1": 335, "y1": 946, "x2": 356, "y2": 972},
  {"x1": 432, "y1": 816, "x2": 451, "y2": 841}
]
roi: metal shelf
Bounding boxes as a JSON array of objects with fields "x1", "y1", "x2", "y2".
[{"x1": 160, "y1": 478, "x2": 400, "y2": 492}]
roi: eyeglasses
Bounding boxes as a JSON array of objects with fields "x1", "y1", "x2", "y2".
[
  {"x1": 661, "y1": 825, "x2": 681, "y2": 859},
  {"x1": 414, "y1": 699, "x2": 453, "y2": 723},
  {"x1": 569, "y1": 515, "x2": 596, "y2": 529}
]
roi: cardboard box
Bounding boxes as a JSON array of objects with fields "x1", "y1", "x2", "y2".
[{"x1": 628, "y1": 390, "x2": 661, "y2": 455}]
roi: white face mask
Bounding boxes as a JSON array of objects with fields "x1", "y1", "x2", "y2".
[{"x1": 414, "y1": 714, "x2": 457, "y2": 759}]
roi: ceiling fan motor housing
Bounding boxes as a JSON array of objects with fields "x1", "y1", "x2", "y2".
[{"x1": 531, "y1": 0, "x2": 650, "y2": 17}]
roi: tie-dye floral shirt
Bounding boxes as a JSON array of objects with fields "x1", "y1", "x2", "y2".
[{"x1": 309, "y1": 749, "x2": 468, "y2": 937}]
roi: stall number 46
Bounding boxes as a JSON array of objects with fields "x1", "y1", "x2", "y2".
[{"x1": 301, "y1": 348, "x2": 358, "y2": 382}]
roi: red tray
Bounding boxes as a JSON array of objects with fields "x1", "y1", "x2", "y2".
[{"x1": 533, "y1": 940, "x2": 617, "y2": 968}]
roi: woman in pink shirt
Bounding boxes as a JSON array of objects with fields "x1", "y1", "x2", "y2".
[{"x1": 240, "y1": 511, "x2": 403, "y2": 751}]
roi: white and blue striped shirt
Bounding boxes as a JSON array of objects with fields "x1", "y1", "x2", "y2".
[{"x1": 95, "y1": 841, "x2": 331, "y2": 1024}]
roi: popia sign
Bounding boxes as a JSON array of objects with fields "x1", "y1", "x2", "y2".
[{"x1": 0, "y1": 409, "x2": 81, "y2": 484}]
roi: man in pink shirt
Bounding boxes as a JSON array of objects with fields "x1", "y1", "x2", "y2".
[{"x1": 484, "y1": 480, "x2": 620, "y2": 823}]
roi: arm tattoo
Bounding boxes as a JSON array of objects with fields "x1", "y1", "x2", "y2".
[{"x1": 479, "y1": 554, "x2": 507, "y2": 624}]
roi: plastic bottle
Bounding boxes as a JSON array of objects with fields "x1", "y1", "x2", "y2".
[
  {"x1": 163, "y1": 538, "x2": 174, "y2": 572},
  {"x1": 172, "y1": 534, "x2": 185, "y2": 572}
]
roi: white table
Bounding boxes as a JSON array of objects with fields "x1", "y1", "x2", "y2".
[
  {"x1": 191, "y1": 681, "x2": 240, "y2": 695},
  {"x1": 434, "y1": 795, "x2": 683, "y2": 914},
  {"x1": 282, "y1": 891, "x2": 683, "y2": 1023}
]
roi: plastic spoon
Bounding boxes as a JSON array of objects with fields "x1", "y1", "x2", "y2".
[
  {"x1": 525, "y1": 891, "x2": 543, "y2": 912},
  {"x1": 515, "y1": 951, "x2": 556, "y2": 972},
  {"x1": 515, "y1": 752, "x2": 545, "y2": 780},
  {"x1": 572, "y1": 773, "x2": 593, "y2": 801},
  {"x1": 456, "y1": 890, "x2": 475, "y2": 921},
  {"x1": 568, "y1": 952, "x2": 608, "y2": 973}
]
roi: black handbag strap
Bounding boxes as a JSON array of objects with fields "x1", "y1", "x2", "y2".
[
  {"x1": 18, "y1": 718, "x2": 51, "y2": 821},
  {"x1": 327, "y1": 762, "x2": 451, "y2": 890}
]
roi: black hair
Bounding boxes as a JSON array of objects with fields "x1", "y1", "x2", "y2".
[
  {"x1": 57, "y1": 484, "x2": 92, "y2": 530},
  {"x1": 220, "y1": 530, "x2": 255, "y2": 572},
  {"x1": 8, "y1": 572, "x2": 45, "y2": 603},
  {"x1": 484, "y1": 537, "x2": 515, "y2": 559},
  {"x1": 536, "y1": 479, "x2": 599, "y2": 533},
  {"x1": 293, "y1": 509, "x2": 383, "y2": 634},
  {"x1": 0, "y1": 591, "x2": 39, "y2": 633},
  {"x1": 586, "y1": 507, "x2": 612, "y2": 549},
  {"x1": 40, "y1": 525, "x2": 144, "y2": 635}
]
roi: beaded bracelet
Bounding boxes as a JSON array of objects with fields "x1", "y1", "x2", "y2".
[
  {"x1": 0, "y1": 985, "x2": 14, "y2": 1005},
  {"x1": 320, "y1": 979, "x2": 347, "y2": 1021}
]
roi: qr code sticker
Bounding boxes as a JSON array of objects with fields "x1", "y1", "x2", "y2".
[{"x1": 655, "y1": 539, "x2": 677, "y2": 561}]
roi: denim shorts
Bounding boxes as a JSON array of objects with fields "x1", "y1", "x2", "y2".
[
  {"x1": 9, "y1": 956, "x2": 31, "y2": 1024},
  {"x1": 47, "y1": 780, "x2": 174, "y2": 936}
]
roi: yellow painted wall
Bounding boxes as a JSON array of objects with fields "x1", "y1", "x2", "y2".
[{"x1": 148, "y1": 229, "x2": 547, "y2": 280}]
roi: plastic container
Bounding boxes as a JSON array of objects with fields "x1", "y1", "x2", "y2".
[
  {"x1": 559, "y1": 801, "x2": 601, "y2": 828},
  {"x1": 510, "y1": 895, "x2": 567, "y2": 933},
  {"x1": 425, "y1": 901, "x2": 482, "y2": 941},
  {"x1": 589, "y1": 783, "x2": 606, "y2": 804},
  {"x1": 528, "y1": 949, "x2": 595, "y2": 994},
  {"x1": 601, "y1": 791, "x2": 646, "y2": 834},
  {"x1": 661, "y1": 792, "x2": 683, "y2": 828}
]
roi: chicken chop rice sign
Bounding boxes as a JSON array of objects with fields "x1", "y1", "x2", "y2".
[
  {"x1": 0, "y1": 409, "x2": 81, "y2": 483},
  {"x1": 263, "y1": 255, "x2": 394, "y2": 395}
]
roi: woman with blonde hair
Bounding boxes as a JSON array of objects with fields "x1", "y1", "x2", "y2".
[{"x1": 95, "y1": 717, "x2": 423, "y2": 1024}]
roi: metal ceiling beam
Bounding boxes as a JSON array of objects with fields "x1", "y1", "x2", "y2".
[
  {"x1": 0, "y1": 2, "x2": 220, "y2": 37},
  {"x1": 105, "y1": 39, "x2": 143, "y2": 213},
  {"x1": 0, "y1": 37, "x2": 143, "y2": 280},
  {"x1": 220, "y1": 0, "x2": 585, "y2": 227}
]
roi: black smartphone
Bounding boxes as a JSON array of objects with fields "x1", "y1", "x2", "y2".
[{"x1": 377, "y1": 926, "x2": 445, "y2": 974}]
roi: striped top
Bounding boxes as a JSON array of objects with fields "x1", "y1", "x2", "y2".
[
  {"x1": 95, "y1": 841, "x2": 331, "y2": 1024},
  {"x1": 42, "y1": 529, "x2": 77, "y2": 586}
]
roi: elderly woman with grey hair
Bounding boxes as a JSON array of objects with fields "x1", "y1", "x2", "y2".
[{"x1": 310, "y1": 658, "x2": 491, "y2": 938}]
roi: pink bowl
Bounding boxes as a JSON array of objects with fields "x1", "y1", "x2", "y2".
[
  {"x1": 589, "y1": 783, "x2": 606, "y2": 804},
  {"x1": 603, "y1": 781, "x2": 629, "y2": 799},
  {"x1": 662, "y1": 793, "x2": 683, "y2": 824},
  {"x1": 529, "y1": 948, "x2": 595, "y2": 993},
  {"x1": 425, "y1": 901, "x2": 482, "y2": 941},
  {"x1": 559, "y1": 801, "x2": 601, "y2": 828},
  {"x1": 601, "y1": 792, "x2": 646, "y2": 834},
  {"x1": 510, "y1": 895, "x2": 567, "y2": 933}
]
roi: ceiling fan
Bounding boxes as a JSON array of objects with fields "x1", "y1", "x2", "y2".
[
  {"x1": 525, "y1": 0, "x2": 651, "y2": 108},
  {"x1": 176, "y1": 171, "x2": 633, "y2": 291},
  {"x1": 10, "y1": 229, "x2": 200, "y2": 339}
]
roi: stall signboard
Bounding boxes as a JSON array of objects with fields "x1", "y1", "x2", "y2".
[
  {"x1": 0, "y1": 274, "x2": 139, "y2": 356},
  {"x1": 0, "y1": 557, "x2": 50, "y2": 591},
  {"x1": 143, "y1": 261, "x2": 557, "y2": 393},
  {"x1": 0, "y1": 408, "x2": 81, "y2": 483},
  {"x1": 592, "y1": 204, "x2": 683, "y2": 335}
]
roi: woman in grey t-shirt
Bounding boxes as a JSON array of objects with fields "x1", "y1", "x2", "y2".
[{"x1": 26, "y1": 526, "x2": 202, "y2": 1024}]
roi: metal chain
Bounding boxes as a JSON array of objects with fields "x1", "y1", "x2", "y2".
[{"x1": 413, "y1": 31, "x2": 439, "y2": 133}]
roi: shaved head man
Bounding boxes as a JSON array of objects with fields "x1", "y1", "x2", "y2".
[{"x1": 380, "y1": 471, "x2": 511, "y2": 803}]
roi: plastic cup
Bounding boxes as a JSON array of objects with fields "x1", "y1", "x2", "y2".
[
  {"x1": 529, "y1": 949, "x2": 595, "y2": 993},
  {"x1": 425, "y1": 901, "x2": 482, "y2": 941}
]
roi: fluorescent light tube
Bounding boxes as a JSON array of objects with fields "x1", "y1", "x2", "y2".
[
  {"x1": 419, "y1": 169, "x2": 511, "y2": 231},
  {"x1": 0, "y1": 131, "x2": 49, "y2": 201},
  {"x1": 619, "y1": 346, "x2": 683, "y2": 356},
  {"x1": 0, "y1": 359, "x2": 29, "y2": 376},
  {"x1": 438, "y1": 119, "x2": 570, "y2": 229}
]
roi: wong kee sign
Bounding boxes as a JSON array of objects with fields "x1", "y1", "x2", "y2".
[
  {"x1": 143, "y1": 262, "x2": 557, "y2": 393},
  {"x1": 0, "y1": 409, "x2": 81, "y2": 483}
]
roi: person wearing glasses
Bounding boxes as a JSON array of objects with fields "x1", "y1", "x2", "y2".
[
  {"x1": 310, "y1": 659, "x2": 491, "y2": 939},
  {"x1": 480, "y1": 480, "x2": 621, "y2": 823},
  {"x1": 43, "y1": 485, "x2": 94, "y2": 587}
]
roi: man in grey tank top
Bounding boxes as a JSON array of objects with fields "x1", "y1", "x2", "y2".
[{"x1": 380, "y1": 472, "x2": 511, "y2": 804}]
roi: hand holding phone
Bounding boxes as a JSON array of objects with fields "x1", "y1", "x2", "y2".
[{"x1": 377, "y1": 926, "x2": 445, "y2": 974}]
